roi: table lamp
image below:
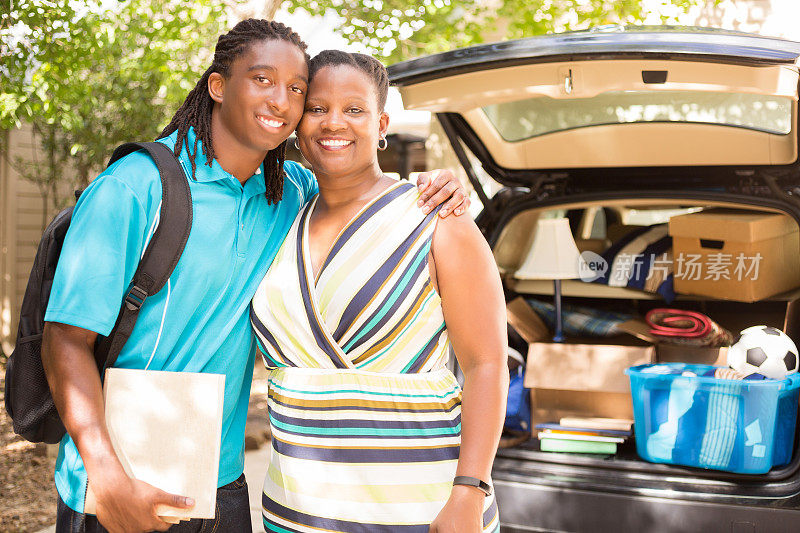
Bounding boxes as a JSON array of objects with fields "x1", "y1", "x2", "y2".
[{"x1": 515, "y1": 218, "x2": 585, "y2": 342}]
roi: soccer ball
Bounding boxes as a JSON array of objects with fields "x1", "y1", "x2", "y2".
[{"x1": 727, "y1": 326, "x2": 799, "y2": 379}]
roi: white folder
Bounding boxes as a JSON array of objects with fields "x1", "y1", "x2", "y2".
[{"x1": 85, "y1": 368, "x2": 225, "y2": 521}]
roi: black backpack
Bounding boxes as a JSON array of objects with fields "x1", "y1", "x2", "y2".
[{"x1": 3, "y1": 142, "x2": 193, "y2": 444}]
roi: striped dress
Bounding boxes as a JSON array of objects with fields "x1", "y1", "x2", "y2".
[{"x1": 250, "y1": 181, "x2": 500, "y2": 533}]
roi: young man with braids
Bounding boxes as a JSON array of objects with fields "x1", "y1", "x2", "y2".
[{"x1": 42, "y1": 19, "x2": 468, "y2": 533}]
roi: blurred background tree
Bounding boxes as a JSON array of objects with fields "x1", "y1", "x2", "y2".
[
  {"x1": 1, "y1": 0, "x2": 226, "y2": 211},
  {"x1": 288, "y1": 0, "x2": 710, "y2": 63}
]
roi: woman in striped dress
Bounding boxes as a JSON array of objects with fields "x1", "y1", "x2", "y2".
[{"x1": 250, "y1": 50, "x2": 508, "y2": 533}]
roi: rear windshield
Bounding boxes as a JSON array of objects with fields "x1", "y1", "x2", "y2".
[{"x1": 482, "y1": 91, "x2": 793, "y2": 141}]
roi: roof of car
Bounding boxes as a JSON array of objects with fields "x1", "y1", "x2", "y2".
[{"x1": 388, "y1": 26, "x2": 800, "y2": 86}]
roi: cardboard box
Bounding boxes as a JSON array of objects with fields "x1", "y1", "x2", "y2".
[
  {"x1": 669, "y1": 209, "x2": 800, "y2": 302},
  {"x1": 617, "y1": 318, "x2": 728, "y2": 365},
  {"x1": 524, "y1": 341, "x2": 654, "y2": 433},
  {"x1": 524, "y1": 342, "x2": 654, "y2": 394},
  {"x1": 531, "y1": 389, "x2": 635, "y2": 432},
  {"x1": 506, "y1": 296, "x2": 549, "y2": 344},
  {"x1": 656, "y1": 344, "x2": 728, "y2": 366}
]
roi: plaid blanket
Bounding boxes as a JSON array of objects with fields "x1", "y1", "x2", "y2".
[{"x1": 526, "y1": 299, "x2": 634, "y2": 338}]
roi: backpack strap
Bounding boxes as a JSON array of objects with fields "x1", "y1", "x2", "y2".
[{"x1": 94, "y1": 142, "x2": 193, "y2": 371}]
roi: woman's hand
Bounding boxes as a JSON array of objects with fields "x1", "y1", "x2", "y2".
[
  {"x1": 416, "y1": 169, "x2": 471, "y2": 218},
  {"x1": 429, "y1": 486, "x2": 485, "y2": 533}
]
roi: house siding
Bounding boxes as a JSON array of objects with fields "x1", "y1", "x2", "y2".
[{"x1": 1, "y1": 124, "x2": 67, "y2": 354}]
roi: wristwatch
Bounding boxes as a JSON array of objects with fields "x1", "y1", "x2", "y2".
[{"x1": 453, "y1": 475, "x2": 492, "y2": 496}]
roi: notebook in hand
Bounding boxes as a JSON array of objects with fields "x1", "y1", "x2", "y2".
[{"x1": 84, "y1": 368, "x2": 225, "y2": 520}]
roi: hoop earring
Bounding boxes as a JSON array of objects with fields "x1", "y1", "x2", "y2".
[
  {"x1": 293, "y1": 137, "x2": 300, "y2": 150},
  {"x1": 378, "y1": 137, "x2": 388, "y2": 151}
]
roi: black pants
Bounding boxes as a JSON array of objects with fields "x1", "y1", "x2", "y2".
[{"x1": 56, "y1": 474, "x2": 253, "y2": 533}]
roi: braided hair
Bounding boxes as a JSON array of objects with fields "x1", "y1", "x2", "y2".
[
  {"x1": 160, "y1": 19, "x2": 309, "y2": 204},
  {"x1": 308, "y1": 50, "x2": 389, "y2": 110}
]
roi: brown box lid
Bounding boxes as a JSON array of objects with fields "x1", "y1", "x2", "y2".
[{"x1": 506, "y1": 296, "x2": 549, "y2": 344}]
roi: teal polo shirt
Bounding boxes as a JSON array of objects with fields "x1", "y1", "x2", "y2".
[{"x1": 45, "y1": 128, "x2": 317, "y2": 512}]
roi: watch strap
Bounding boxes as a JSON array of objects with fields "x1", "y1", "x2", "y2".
[{"x1": 453, "y1": 475, "x2": 492, "y2": 496}]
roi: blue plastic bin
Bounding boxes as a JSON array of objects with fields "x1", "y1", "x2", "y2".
[{"x1": 626, "y1": 363, "x2": 800, "y2": 474}]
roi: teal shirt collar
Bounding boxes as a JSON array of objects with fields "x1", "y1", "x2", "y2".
[{"x1": 163, "y1": 127, "x2": 268, "y2": 199}]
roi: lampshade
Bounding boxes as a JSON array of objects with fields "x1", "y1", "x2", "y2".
[{"x1": 515, "y1": 218, "x2": 586, "y2": 280}]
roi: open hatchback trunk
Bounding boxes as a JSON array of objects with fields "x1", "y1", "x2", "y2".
[{"x1": 389, "y1": 28, "x2": 800, "y2": 532}]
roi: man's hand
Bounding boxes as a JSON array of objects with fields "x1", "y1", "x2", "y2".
[
  {"x1": 94, "y1": 469, "x2": 195, "y2": 533},
  {"x1": 42, "y1": 321, "x2": 194, "y2": 532},
  {"x1": 416, "y1": 169, "x2": 471, "y2": 218}
]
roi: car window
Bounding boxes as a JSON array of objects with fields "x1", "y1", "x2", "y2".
[
  {"x1": 482, "y1": 91, "x2": 793, "y2": 141},
  {"x1": 541, "y1": 209, "x2": 567, "y2": 220},
  {"x1": 623, "y1": 206, "x2": 702, "y2": 225},
  {"x1": 589, "y1": 207, "x2": 607, "y2": 239}
]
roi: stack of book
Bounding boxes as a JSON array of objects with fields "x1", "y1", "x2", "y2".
[{"x1": 536, "y1": 417, "x2": 633, "y2": 454}]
